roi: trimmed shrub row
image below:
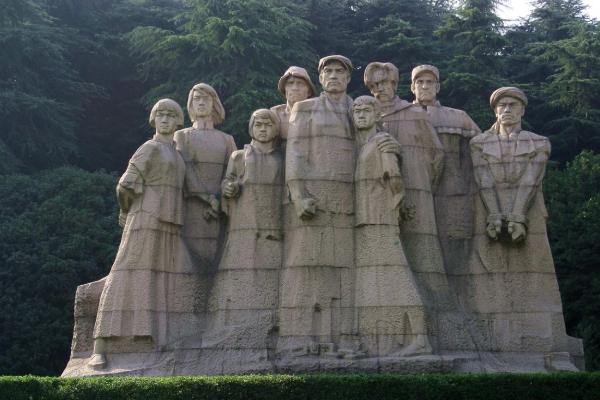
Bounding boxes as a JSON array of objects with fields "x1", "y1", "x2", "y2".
[{"x1": 1, "y1": 373, "x2": 600, "y2": 400}]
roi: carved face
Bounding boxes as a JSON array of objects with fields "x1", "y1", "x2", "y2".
[
  {"x1": 353, "y1": 103, "x2": 377, "y2": 130},
  {"x1": 495, "y1": 96, "x2": 525, "y2": 127},
  {"x1": 369, "y1": 69, "x2": 396, "y2": 103},
  {"x1": 192, "y1": 89, "x2": 213, "y2": 119},
  {"x1": 154, "y1": 108, "x2": 179, "y2": 135},
  {"x1": 412, "y1": 72, "x2": 440, "y2": 104},
  {"x1": 319, "y1": 60, "x2": 350, "y2": 94},
  {"x1": 285, "y1": 77, "x2": 310, "y2": 106},
  {"x1": 252, "y1": 117, "x2": 277, "y2": 143}
]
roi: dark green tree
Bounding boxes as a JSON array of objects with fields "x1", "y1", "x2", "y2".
[
  {"x1": 42, "y1": 0, "x2": 185, "y2": 172},
  {"x1": 502, "y1": 0, "x2": 595, "y2": 163},
  {"x1": 545, "y1": 151, "x2": 600, "y2": 370},
  {"x1": 127, "y1": 0, "x2": 315, "y2": 144},
  {"x1": 0, "y1": 168, "x2": 120, "y2": 375},
  {"x1": 528, "y1": 21, "x2": 600, "y2": 162},
  {"x1": 0, "y1": 0, "x2": 102, "y2": 172},
  {"x1": 435, "y1": 0, "x2": 507, "y2": 129},
  {"x1": 350, "y1": 0, "x2": 453, "y2": 97}
]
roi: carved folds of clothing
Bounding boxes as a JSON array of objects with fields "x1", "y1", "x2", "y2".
[
  {"x1": 175, "y1": 127, "x2": 236, "y2": 267},
  {"x1": 354, "y1": 131, "x2": 428, "y2": 355},
  {"x1": 94, "y1": 136, "x2": 199, "y2": 346}
]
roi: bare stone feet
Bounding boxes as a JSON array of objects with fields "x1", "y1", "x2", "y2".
[
  {"x1": 397, "y1": 335, "x2": 433, "y2": 357},
  {"x1": 88, "y1": 353, "x2": 107, "y2": 369}
]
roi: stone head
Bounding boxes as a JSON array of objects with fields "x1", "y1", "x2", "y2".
[
  {"x1": 318, "y1": 55, "x2": 353, "y2": 94},
  {"x1": 411, "y1": 65, "x2": 440, "y2": 105},
  {"x1": 352, "y1": 96, "x2": 381, "y2": 131},
  {"x1": 187, "y1": 83, "x2": 226, "y2": 125},
  {"x1": 490, "y1": 87, "x2": 528, "y2": 128},
  {"x1": 278, "y1": 66, "x2": 316, "y2": 106},
  {"x1": 149, "y1": 98, "x2": 184, "y2": 135},
  {"x1": 249, "y1": 108, "x2": 280, "y2": 143},
  {"x1": 364, "y1": 62, "x2": 399, "y2": 103}
]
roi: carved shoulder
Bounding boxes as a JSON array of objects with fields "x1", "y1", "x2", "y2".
[
  {"x1": 270, "y1": 104, "x2": 286, "y2": 113},
  {"x1": 291, "y1": 97, "x2": 318, "y2": 114},
  {"x1": 521, "y1": 130, "x2": 551, "y2": 154},
  {"x1": 470, "y1": 131, "x2": 493, "y2": 147}
]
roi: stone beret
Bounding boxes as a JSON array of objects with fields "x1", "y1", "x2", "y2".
[
  {"x1": 318, "y1": 55, "x2": 353, "y2": 74},
  {"x1": 277, "y1": 66, "x2": 316, "y2": 98},
  {"x1": 490, "y1": 87, "x2": 528, "y2": 108},
  {"x1": 411, "y1": 64, "x2": 440, "y2": 82}
]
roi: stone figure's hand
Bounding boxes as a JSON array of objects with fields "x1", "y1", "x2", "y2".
[
  {"x1": 295, "y1": 197, "x2": 316, "y2": 220},
  {"x1": 203, "y1": 195, "x2": 221, "y2": 220},
  {"x1": 222, "y1": 181, "x2": 240, "y2": 199},
  {"x1": 116, "y1": 185, "x2": 135, "y2": 212},
  {"x1": 399, "y1": 202, "x2": 415, "y2": 222},
  {"x1": 508, "y1": 221, "x2": 527, "y2": 243},
  {"x1": 377, "y1": 136, "x2": 402, "y2": 155},
  {"x1": 486, "y1": 220, "x2": 502, "y2": 240},
  {"x1": 389, "y1": 176, "x2": 404, "y2": 196}
]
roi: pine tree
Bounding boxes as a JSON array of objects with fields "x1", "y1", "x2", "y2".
[
  {"x1": 435, "y1": 0, "x2": 507, "y2": 128},
  {"x1": 127, "y1": 0, "x2": 315, "y2": 144}
]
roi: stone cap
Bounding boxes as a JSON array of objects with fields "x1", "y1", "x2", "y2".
[
  {"x1": 490, "y1": 87, "x2": 528, "y2": 108},
  {"x1": 318, "y1": 55, "x2": 353, "y2": 74},
  {"x1": 411, "y1": 64, "x2": 440, "y2": 82},
  {"x1": 277, "y1": 66, "x2": 317, "y2": 97}
]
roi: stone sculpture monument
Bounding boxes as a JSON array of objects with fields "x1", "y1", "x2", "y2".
[
  {"x1": 204, "y1": 109, "x2": 283, "y2": 368},
  {"x1": 363, "y1": 62, "x2": 457, "y2": 353},
  {"x1": 63, "y1": 58, "x2": 584, "y2": 376},
  {"x1": 352, "y1": 96, "x2": 431, "y2": 357},
  {"x1": 175, "y1": 83, "x2": 236, "y2": 270},
  {"x1": 466, "y1": 87, "x2": 581, "y2": 370},
  {"x1": 279, "y1": 55, "x2": 357, "y2": 356},
  {"x1": 410, "y1": 65, "x2": 480, "y2": 277},
  {"x1": 87, "y1": 99, "x2": 200, "y2": 369}
]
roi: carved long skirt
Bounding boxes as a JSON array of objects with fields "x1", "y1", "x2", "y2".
[{"x1": 93, "y1": 211, "x2": 202, "y2": 347}]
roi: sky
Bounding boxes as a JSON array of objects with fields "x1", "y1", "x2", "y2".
[{"x1": 497, "y1": 0, "x2": 600, "y2": 24}]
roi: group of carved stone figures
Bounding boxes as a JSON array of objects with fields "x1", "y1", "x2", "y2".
[{"x1": 82, "y1": 55, "x2": 582, "y2": 372}]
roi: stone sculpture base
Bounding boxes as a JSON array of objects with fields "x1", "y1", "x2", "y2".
[
  {"x1": 63, "y1": 349, "x2": 583, "y2": 377},
  {"x1": 63, "y1": 275, "x2": 584, "y2": 377}
]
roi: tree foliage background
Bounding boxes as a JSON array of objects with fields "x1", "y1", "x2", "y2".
[{"x1": 0, "y1": 0, "x2": 599, "y2": 374}]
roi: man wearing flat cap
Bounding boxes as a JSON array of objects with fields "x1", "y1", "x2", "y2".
[
  {"x1": 279, "y1": 55, "x2": 357, "y2": 355},
  {"x1": 364, "y1": 62, "x2": 451, "y2": 337},
  {"x1": 410, "y1": 64, "x2": 481, "y2": 277},
  {"x1": 465, "y1": 87, "x2": 574, "y2": 360},
  {"x1": 271, "y1": 66, "x2": 316, "y2": 141}
]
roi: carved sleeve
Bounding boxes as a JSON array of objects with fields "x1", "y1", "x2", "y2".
[
  {"x1": 510, "y1": 138, "x2": 551, "y2": 224},
  {"x1": 119, "y1": 143, "x2": 153, "y2": 195},
  {"x1": 428, "y1": 121, "x2": 445, "y2": 188},
  {"x1": 221, "y1": 150, "x2": 244, "y2": 193},
  {"x1": 223, "y1": 135, "x2": 238, "y2": 179},
  {"x1": 285, "y1": 105, "x2": 311, "y2": 202},
  {"x1": 470, "y1": 139, "x2": 502, "y2": 222}
]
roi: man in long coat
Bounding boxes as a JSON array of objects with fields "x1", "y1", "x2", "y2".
[
  {"x1": 279, "y1": 55, "x2": 356, "y2": 355},
  {"x1": 467, "y1": 87, "x2": 581, "y2": 369}
]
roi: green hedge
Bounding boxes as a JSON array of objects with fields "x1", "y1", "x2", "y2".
[{"x1": 1, "y1": 373, "x2": 600, "y2": 400}]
